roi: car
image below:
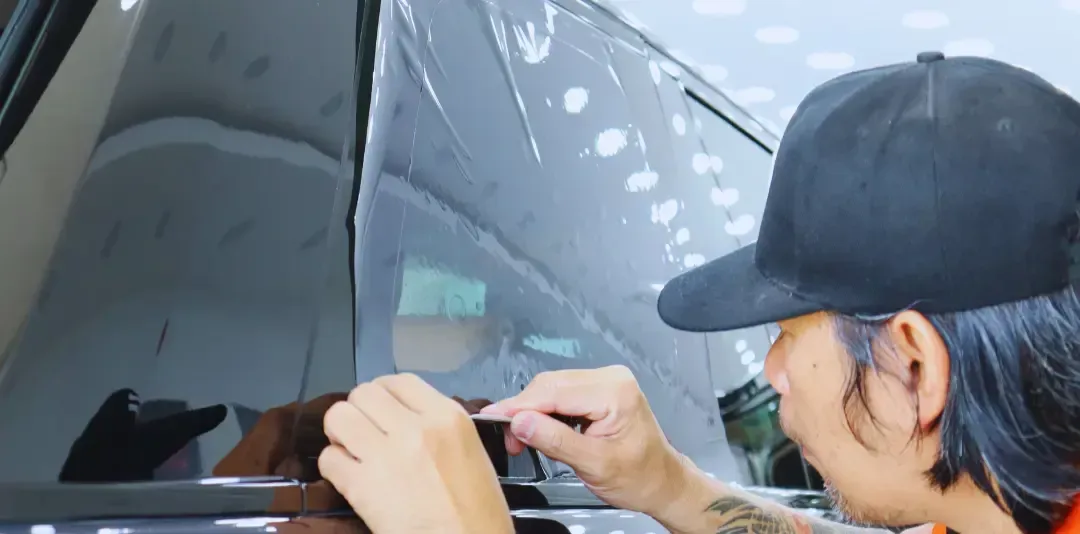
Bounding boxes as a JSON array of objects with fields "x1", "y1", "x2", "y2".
[{"x1": 0, "y1": 0, "x2": 842, "y2": 532}]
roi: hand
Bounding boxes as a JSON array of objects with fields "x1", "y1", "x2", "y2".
[
  {"x1": 480, "y1": 365, "x2": 688, "y2": 516},
  {"x1": 60, "y1": 389, "x2": 226, "y2": 482},
  {"x1": 214, "y1": 391, "x2": 347, "y2": 479},
  {"x1": 319, "y1": 374, "x2": 513, "y2": 534}
]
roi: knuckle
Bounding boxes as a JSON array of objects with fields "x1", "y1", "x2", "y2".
[
  {"x1": 530, "y1": 370, "x2": 558, "y2": 388},
  {"x1": 346, "y1": 382, "x2": 375, "y2": 407},
  {"x1": 608, "y1": 364, "x2": 634, "y2": 382},
  {"x1": 388, "y1": 372, "x2": 423, "y2": 388},
  {"x1": 322, "y1": 401, "x2": 352, "y2": 436},
  {"x1": 547, "y1": 425, "x2": 566, "y2": 452}
]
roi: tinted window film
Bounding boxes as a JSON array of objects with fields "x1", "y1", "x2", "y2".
[
  {"x1": 674, "y1": 96, "x2": 775, "y2": 397},
  {"x1": 351, "y1": 0, "x2": 739, "y2": 481},
  {"x1": 0, "y1": 0, "x2": 356, "y2": 484}
]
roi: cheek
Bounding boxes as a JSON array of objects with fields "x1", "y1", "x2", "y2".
[{"x1": 778, "y1": 335, "x2": 858, "y2": 445}]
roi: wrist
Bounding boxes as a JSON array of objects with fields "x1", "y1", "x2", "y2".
[{"x1": 641, "y1": 451, "x2": 718, "y2": 534}]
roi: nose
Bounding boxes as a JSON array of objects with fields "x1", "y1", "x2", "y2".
[{"x1": 764, "y1": 343, "x2": 790, "y2": 395}]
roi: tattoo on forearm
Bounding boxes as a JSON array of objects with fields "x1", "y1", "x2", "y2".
[{"x1": 705, "y1": 496, "x2": 838, "y2": 534}]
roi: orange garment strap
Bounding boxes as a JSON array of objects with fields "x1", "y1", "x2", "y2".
[
  {"x1": 931, "y1": 524, "x2": 948, "y2": 534},
  {"x1": 1057, "y1": 498, "x2": 1080, "y2": 534}
]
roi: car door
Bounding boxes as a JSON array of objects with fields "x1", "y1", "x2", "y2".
[{"x1": 292, "y1": 0, "x2": 835, "y2": 531}]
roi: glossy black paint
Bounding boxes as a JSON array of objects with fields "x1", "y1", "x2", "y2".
[{"x1": 0, "y1": 0, "x2": 828, "y2": 531}]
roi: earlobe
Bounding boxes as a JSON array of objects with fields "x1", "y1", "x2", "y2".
[{"x1": 888, "y1": 311, "x2": 950, "y2": 429}]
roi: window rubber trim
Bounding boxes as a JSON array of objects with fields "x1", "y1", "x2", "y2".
[{"x1": 0, "y1": 0, "x2": 98, "y2": 158}]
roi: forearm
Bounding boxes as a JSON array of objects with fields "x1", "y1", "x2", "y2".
[{"x1": 652, "y1": 455, "x2": 892, "y2": 534}]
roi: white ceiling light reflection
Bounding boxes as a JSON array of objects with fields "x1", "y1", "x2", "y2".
[
  {"x1": 675, "y1": 227, "x2": 691, "y2": 244},
  {"x1": 660, "y1": 60, "x2": 682, "y2": 77},
  {"x1": 692, "y1": 153, "x2": 723, "y2": 175},
  {"x1": 806, "y1": 52, "x2": 855, "y2": 70},
  {"x1": 710, "y1": 155, "x2": 724, "y2": 173},
  {"x1": 595, "y1": 128, "x2": 628, "y2": 157},
  {"x1": 692, "y1": 0, "x2": 747, "y2": 16},
  {"x1": 563, "y1": 87, "x2": 589, "y2": 114},
  {"x1": 724, "y1": 214, "x2": 756, "y2": 236},
  {"x1": 651, "y1": 199, "x2": 679, "y2": 226},
  {"x1": 942, "y1": 38, "x2": 995, "y2": 57},
  {"x1": 1061, "y1": 0, "x2": 1080, "y2": 13},
  {"x1": 672, "y1": 113, "x2": 687, "y2": 135},
  {"x1": 901, "y1": 10, "x2": 950, "y2": 29},
  {"x1": 755, "y1": 26, "x2": 800, "y2": 44},
  {"x1": 625, "y1": 170, "x2": 659, "y2": 192},
  {"x1": 683, "y1": 253, "x2": 706, "y2": 268},
  {"x1": 121, "y1": 0, "x2": 139, "y2": 10},
  {"x1": 648, "y1": 60, "x2": 662, "y2": 84},
  {"x1": 710, "y1": 187, "x2": 739, "y2": 207}
]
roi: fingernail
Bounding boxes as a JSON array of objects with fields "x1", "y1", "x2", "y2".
[
  {"x1": 511, "y1": 413, "x2": 535, "y2": 441},
  {"x1": 480, "y1": 403, "x2": 499, "y2": 414}
]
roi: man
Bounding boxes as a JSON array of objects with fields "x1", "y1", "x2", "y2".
[{"x1": 319, "y1": 52, "x2": 1080, "y2": 534}]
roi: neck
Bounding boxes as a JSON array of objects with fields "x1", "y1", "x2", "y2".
[{"x1": 932, "y1": 481, "x2": 1024, "y2": 534}]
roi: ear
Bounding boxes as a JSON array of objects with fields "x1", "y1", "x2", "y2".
[{"x1": 886, "y1": 310, "x2": 950, "y2": 430}]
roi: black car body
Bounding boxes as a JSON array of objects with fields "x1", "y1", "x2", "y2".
[{"x1": 0, "y1": 0, "x2": 836, "y2": 531}]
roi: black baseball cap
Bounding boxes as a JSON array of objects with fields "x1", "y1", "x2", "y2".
[{"x1": 658, "y1": 52, "x2": 1080, "y2": 332}]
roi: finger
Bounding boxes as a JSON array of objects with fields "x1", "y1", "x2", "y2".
[
  {"x1": 317, "y1": 445, "x2": 366, "y2": 504},
  {"x1": 302, "y1": 392, "x2": 350, "y2": 414},
  {"x1": 375, "y1": 373, "x2": 462, "y2": 416},
  {"x1": 346, "y1": 382, "x2": 414, "y2": 434},
  {"x1": 137, "y1": 404, "x2": 228, "y2": 467},
  {"x1": 509, "y1": 410, "x2": 593, "y2": 466},
  {"x1": 481, "y1": 368, "x2": 620, "y2": 417},
  {"x1": 490, "y1": 381, "x2": 614, "y2": 422},
  {"x1": 323, "y1": 401, "x2": 385, "y2": 460},
  {"x1": 504, "y1": 430, "x2": 527, "y2": 456}
]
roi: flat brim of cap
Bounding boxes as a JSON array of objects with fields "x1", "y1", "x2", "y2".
[{"x1": 657, "y1": 243, "x2": 823, "y2": 332}]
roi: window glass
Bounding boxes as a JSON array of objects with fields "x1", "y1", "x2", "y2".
[
  {"x1": 0, "y1": 0, "x2": 356, "y2": 484},
  {"x1": 676, "y1": 97, "x2": 776, "y2": 397},
  {"x1": 352, "y1": 0, "x2": 739, "y2": 480}
]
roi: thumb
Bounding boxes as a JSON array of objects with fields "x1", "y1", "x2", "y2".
[{"x1": 510, "y1": 411, "x2": 590, "y2": 465}]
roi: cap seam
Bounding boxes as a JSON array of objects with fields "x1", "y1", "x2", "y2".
[
  {"x1": 927, "y1": 60, "x2": 952, "y2": 296},
  {"x1": 753, "y1": 258, "x2": 824, "y2": 308}
]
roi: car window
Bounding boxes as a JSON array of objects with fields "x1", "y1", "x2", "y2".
[
  {"x1": 0, "y1": 0, "x2": 357, "y2": 485},
  {"x1": 680, "y1": 96, "x2": 777, "y2": 397},
  {"x1": 350, "y1": 0, "x2": 742, "y2": 481}
]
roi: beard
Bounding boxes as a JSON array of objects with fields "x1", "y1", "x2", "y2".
[{"x1": 823, "y1": 480, "x2": 896, "y2": 529}]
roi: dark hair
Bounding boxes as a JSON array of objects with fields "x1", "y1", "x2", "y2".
[{"x1": 832, "y1": 286, "x2": 1080, "y2": 534}]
